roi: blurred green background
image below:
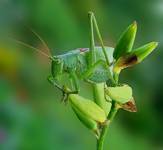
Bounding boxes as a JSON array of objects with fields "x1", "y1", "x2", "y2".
[{"x1": 0, "y1": 0, "x2": 163, "y2": 150}]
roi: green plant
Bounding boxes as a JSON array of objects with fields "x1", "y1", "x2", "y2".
[{"x1": 47, "y1": 12, "x2": 157, "y2": 150}]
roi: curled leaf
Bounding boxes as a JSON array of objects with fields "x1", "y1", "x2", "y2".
[{"x1": 113, "y1": 21, "x2": 137, "y2": 60}]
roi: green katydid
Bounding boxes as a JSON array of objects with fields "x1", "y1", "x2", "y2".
[
  {"x1": 16, "y1": 11, "x2": 157, "y2": 104},
  {"x1": 47, "y1": 12, "x2": 115, "y2": 101},
  {"x1": 16, "y1": 12, "x2": 115, "y2": 101},
  {"x1": 15, "y1": 11, "x2": 159, "y2": 150}
]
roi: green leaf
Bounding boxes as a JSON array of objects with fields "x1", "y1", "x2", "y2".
[
  {"x1": 69, "y1": 94, "x2": 107, "y2": 123},
  {"x1": 113, "y1": 21, "x2": 137, "y2": 60},
  {"x1": 105, "y1": 85, "x2": 132, "y2": 104}
]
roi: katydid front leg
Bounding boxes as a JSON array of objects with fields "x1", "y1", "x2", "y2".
[
  {"x1": 47, "y1": 75, "x2": 78, "y2": 103},
  {"x1": 47, "y1": 75, "x2": 64, "y2": 92},
  {"x1": 88, "y1": 11, "x2": 96, "y2": 66}
]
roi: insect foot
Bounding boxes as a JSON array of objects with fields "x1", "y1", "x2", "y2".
[{"x1": 62, "y1": 86, "x2": 79, "y2": 104}]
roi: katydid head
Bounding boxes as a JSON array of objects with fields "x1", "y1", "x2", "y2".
[{"x1": 51, "y1": 56, "x2": 63, "y2": 78}]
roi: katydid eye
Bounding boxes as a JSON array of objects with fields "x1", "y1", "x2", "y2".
[
  {"x1": 53, "y1": 57, "x2": 61, "y2": 64},
  {"x1": 56, "y1": 59, "x2": 61, "y2": 64}
]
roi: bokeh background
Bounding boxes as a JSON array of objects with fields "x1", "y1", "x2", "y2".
[{"x1": 0, "y1": 0, "x2": 163, "y2": 150}]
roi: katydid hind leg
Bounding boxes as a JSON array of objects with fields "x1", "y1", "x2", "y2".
[
  {"x1": 81, "y1": 59, "x2": 114, "y2": 83},
  {"x1": 81, "y1": 60, "x2": 107, "y2": 79},
  {"x1": 91, "y1": 12, "x2": 110, "y2": 66},
  {"x1": 48, "y1": 75, "x2": 78, "y2": 103},
  {"x1": 88, "y1": 11, "x2": 96, "y2": 66}
]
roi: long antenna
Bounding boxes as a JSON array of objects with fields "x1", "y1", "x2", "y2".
[
  {"x1": 28, "y1": 28, "x2": 52, "y2": 56},
  {"x1": 14, "y1": 39, "x2": 52, "y2": 59}
]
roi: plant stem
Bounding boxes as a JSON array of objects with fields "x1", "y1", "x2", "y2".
[
  {"x1": 96, "y1": 66, "x2": 119, "y2": 150},
  {"x1": 96, "y1": 124, "x2": 108, "y2": 150},
  {"x1": 96, "y1": 101, "x2": 119, "y2": 150}
]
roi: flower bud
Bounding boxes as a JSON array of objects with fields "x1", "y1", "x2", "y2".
[
  {"x1": 113, "y1": 42, "x2": 158, "y2": 74},
  {"x1": 71, "y1": 105, "x2": 100, "y2": 137},
  {"x1": 113, "y1": 21, "x2": 137, "y2": 60},
  {"x1": 130, "y1": 42, "x2": 158, "y2": 62},
  {"x1": 69, "y1": 94, "x2": 107, "y2": 123},
  {"x1": 105, "y1": 84, "x2": 132, "y2": 104}
]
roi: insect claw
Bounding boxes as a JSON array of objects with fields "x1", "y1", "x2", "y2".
[
  {"x1": 61, "y1": 93, "x2": 68, "y2": 105},
  {"x1": 94, "y1": 129, "x2": 100, "y2": 139},
  {"x1": 61, "y1": 86, "x2": 79, "y2": 104}
]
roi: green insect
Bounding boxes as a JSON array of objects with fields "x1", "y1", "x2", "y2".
[
  {"x1": 16, "y1": 11, "x2": 157, "y2": 102},
  {"x1": 47, "y1": 12, "x2": 115, "y2": 100},
  {"x1": 16, "y1": 11, "x2": 158, "y2": 140},
  {"x1": 16, "y1": 12, "x2": 115, "y2": 101}
]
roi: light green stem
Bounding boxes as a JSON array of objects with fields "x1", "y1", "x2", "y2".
[
  {"x1": 96, "y1": 69, "x2": 119, "y2": 150},
  {"x1": 96, "y1": 124, "x2": 108, "y2": 150},
  {"x1": 96, "y1": 101, "x2": 118, "y2": 150}
]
